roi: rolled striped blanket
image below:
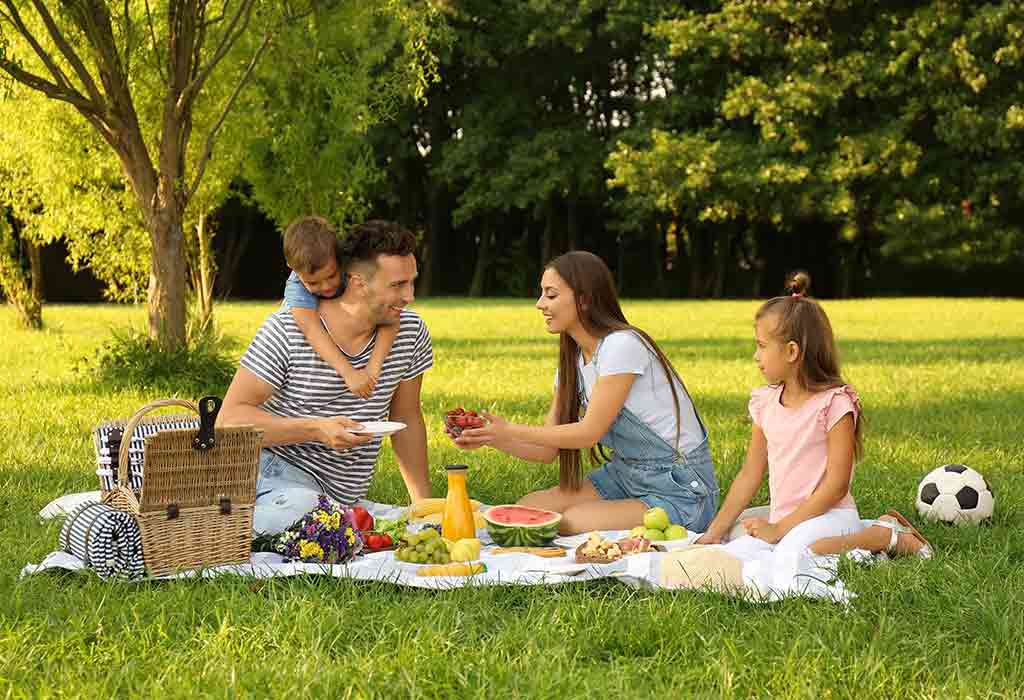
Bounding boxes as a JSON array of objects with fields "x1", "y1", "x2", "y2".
[
  {"x1": 94, "y1": 419, "x2": 200, "y2": 492},
  {"x1": 59, "y1": 502, "x2": 145, "y2": 580}
]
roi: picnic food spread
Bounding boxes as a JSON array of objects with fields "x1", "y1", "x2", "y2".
[{"x1": 483, "y1": 505, "x2": 562, "y2": 546}]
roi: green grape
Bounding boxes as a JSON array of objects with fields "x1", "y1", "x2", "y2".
[
  {"x1": 405, "y1": 533, "x2": 420, "y2": 546},
  {"x1": 415, "y1": 543, "x2": 426, "y2": 553}
]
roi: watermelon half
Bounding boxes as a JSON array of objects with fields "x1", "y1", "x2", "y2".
[{"x1": 483, "y1": 505, "x2": 562, "y2": 546}]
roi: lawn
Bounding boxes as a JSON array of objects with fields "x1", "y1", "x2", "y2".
[{"x1": 2, "y1": 298, "x2": 1023, "y2": 698}]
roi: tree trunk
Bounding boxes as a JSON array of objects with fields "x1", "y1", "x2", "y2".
[
  {"x1": 147, "y1": 203, "x2": 188, "y2": 350},
  {"x1": 616, "y1": 234, "x2": 625, "y2": 296},
  {"x1": 187, "y1": 212, "x2": 216, "y2": 337},
  {"x1": 0, "y1": 216, "x2": 42, "y2": 329},
  {"x1": 712, "y1": 231, "x2": 731, "y2": 298},
  {"x1": 689, "y1": 226, "x2": 710, "y2": 298},
  {"x1": 421, "y1": 181, "x2": 448, "y2": 297},
  {"x1": 650, "y1": 221, "x2": 666, "y2": 296},
  {"x1": 541, "y1": 196, "x2": 556, "y2": 264},
  {"x1": 468, "y1": 228, "x2": 493, "y2": 297},
  {"x1": 216, "y1": 218, "x2": 251, "y2": 299},
  {"x1": 566, "y1": 185, "x2": 579, "y2": 251},
  {"x1": 27, "y1": 241, "x2": 44, "y2": 304}
]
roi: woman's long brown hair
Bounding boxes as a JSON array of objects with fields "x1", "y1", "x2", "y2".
[{"x1": 548, "y1": 251, "x2": 688, "y2": 490}]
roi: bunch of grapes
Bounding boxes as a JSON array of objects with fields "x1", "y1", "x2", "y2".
[{"x1": 394, "y1": 527, "x2": 451, "y2": 564}]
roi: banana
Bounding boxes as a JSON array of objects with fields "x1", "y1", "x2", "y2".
[
  {"x1": 409, "y1": 498, "x2": 483, "y2": 519},
  {"x1": 416, "y1": 562, "x2": 487, "y2": 577}
]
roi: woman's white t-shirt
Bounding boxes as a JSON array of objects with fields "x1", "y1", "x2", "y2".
[{"x1": 561, "y1": 330, "x2": 705, "y2": 455}]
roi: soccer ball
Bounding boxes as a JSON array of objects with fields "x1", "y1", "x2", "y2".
[{"x1": 916, "y1": 464, "x2": 994, "y2": 525}]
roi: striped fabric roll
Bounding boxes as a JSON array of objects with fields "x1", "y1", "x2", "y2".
[
  {"x1": 59, "y1": 501, "x2": 145, "y2": 580},
  {"x1": 94, "y1": 419, "x2": 200, "y2": 492}
]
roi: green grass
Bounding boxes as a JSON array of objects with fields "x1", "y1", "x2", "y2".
[{"x1": 2, "y1": 298, "x2": 1023, "y2": 699}]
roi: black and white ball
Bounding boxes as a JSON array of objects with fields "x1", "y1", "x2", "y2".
[{"x1": 916, "y1": 464, "x2": 994, "y2": 525}]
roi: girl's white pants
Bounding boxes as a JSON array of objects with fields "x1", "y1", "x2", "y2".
[{"x1": 722, "y1": 507, "x2": 864, "y2": 559}]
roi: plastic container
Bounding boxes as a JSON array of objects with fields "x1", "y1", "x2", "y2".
[{"x1": 442, "y1": 464, "x2": 476, "y2": 541}]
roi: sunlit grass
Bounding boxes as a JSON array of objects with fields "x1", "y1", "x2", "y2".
[{"x1": 1, "y1": 298, "x2": 1022, "y2": 698}]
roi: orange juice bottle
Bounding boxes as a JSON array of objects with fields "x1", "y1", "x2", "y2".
[{"x1": 442, "y1": 464, "x2": 476, "y2": 541}]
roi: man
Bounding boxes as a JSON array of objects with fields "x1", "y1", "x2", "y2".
[{"x1": 218, "y1": 218, "x2": 433, "y2": 534}]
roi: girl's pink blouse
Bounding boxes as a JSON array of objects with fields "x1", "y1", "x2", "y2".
[{"x1": 748, "y1": 384, "x2": 861, "y2": 522}]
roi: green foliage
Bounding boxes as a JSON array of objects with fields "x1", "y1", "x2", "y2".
[
  {"x1": 608, "y1": 0, "x2": 1024, "y2": 268},
  {"x1": 0, "y1": 213, "x2": 41, "y2": 328},
  {"x1": 0, "y1": 88, "x2": 150, "y2": 301},
  {"x1": 73, "y1": 323, "x2": 238, "y2": 397},
  {"x1": 242, "y1": 1, "x2": 447, "y2": 229}
]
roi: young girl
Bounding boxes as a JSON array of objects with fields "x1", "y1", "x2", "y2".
[
  {"x1": 281, "y1": 216, "x2": 397, "y2": 399},
  {"x1": 696, "y1": 272, "x2": 866, "y2": 557},
  {"x1": 452, "y1": 251, "x2": 719, "y2": 535}
]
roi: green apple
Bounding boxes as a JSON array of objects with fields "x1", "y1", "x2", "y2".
[
  {"x1": 644, "y1": 528, "x2": 666, "y2": 541},
  {"x1": 643, "y1": 507, "x2": 670, "y2": 531},
  {"x1": 663, "y1": 524, "x2": 688, "y2": 540}
]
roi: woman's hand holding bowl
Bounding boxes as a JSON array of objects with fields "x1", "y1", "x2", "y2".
[{"x1": 453, "y1": 411, "x2": 506, "y2": 450}]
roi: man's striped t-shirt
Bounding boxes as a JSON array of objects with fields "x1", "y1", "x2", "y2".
[{"x1": 240, "y1": 308, "x2": 433, "y2": 503}]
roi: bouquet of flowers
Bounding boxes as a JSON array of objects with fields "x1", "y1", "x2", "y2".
[{"x1": 275, "y1": 495, "x2": 364, "y2": 564}]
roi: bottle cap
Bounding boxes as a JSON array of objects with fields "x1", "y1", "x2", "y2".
[{"x1": 445, "y1": 464, "x2": 469, "y2": 472}]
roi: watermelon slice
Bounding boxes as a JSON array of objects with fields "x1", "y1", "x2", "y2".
[{"x1": 483, "y1": 505, "x2": 562, "y2": 546}]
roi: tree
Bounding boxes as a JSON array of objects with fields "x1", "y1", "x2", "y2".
[
  {"x1": 241, "y1": 1, "x2": 445, "y2": 231},
  {"x1": 0, "y1": 1, "x2": 277, "y2": 350},
  {"x1": 608, "y1": 1, "x2": 1024, "y2": 296},
  {"x1": 0, "y1": 211, "x2": 41, "y2": 328}
]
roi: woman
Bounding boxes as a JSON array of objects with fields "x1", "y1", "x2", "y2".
[{"x1": 451, "y1": 251, "x2": 719, "y2": 534}]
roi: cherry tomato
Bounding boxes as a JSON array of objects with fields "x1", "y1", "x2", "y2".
[
  {"x1": 381, "y1": 534, "x2": 393, "y2": 547},
  {"x1": 366, "y1": 534, "x2": 384, "y2": 550}
]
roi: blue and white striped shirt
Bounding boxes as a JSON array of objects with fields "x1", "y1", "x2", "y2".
[{"x1": 240, "y1": 308, "x2": 433, "y2": 503}]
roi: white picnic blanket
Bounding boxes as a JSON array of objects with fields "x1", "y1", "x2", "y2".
[{"x1": 24, "y1": 493, "x2": 877, "y2": 602}]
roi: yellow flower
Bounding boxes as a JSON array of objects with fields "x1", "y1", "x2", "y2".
[
  {"x1": 299, "y1": 540, "x2": 325, "y2": 561},
  {"x1": 329, "y1": 512, "x2": 342, "y2": 531}
]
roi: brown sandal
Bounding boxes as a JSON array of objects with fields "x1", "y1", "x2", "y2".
[{"x1": 874, "y1": 510, "x2": 933, "y2": 559}]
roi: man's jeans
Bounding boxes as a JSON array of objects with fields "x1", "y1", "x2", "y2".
[{"x1": 253, "y1": 450, "x2": 325, "y2": 536}]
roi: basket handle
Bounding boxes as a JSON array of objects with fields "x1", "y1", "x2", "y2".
[{"x1": 116, "y1": 398, "x2": 199, "y2": 486}]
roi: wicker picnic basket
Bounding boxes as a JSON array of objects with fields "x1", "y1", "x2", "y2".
[{"x1": 100, "y1": 397, "x2": 263, "y2": 577}]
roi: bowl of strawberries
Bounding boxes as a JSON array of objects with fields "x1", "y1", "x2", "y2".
[{"x1": 444, "y1": 407, "x2": 485, "y2": 438}]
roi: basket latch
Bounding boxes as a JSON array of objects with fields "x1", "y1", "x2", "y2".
[
  {"x1": 166, "y1": 503, "x2": 179, "y2": 520},
  {"x1": 219, "y1": 496, "x2": 232, "y2": 515},
  {"x1": 193, "y1": 395, "x2": 223, "y2": 451}
]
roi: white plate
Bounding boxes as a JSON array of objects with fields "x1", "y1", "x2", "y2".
[{"x1": 351, "y1": 421, "x2": 407, "y2": 436}]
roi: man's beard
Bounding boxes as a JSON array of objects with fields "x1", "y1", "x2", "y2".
[{"x1": 369, "y1": 299, "x2": 401, "y2": 326}]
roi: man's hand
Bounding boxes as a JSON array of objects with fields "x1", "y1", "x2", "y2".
[{"x1": 317, "y1": 416, "x2": 374, "y2": 450}]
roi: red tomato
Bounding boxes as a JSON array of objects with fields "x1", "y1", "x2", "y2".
[
  {"x1": 366, "y1": 534, "x2": 384, "y2": 550},
  {"x1": 350, "y1": 506, "x2": 374, "y2": 532},
  {"x1": 381, "y1": 534, "x2": 393, "y2": 547}
]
